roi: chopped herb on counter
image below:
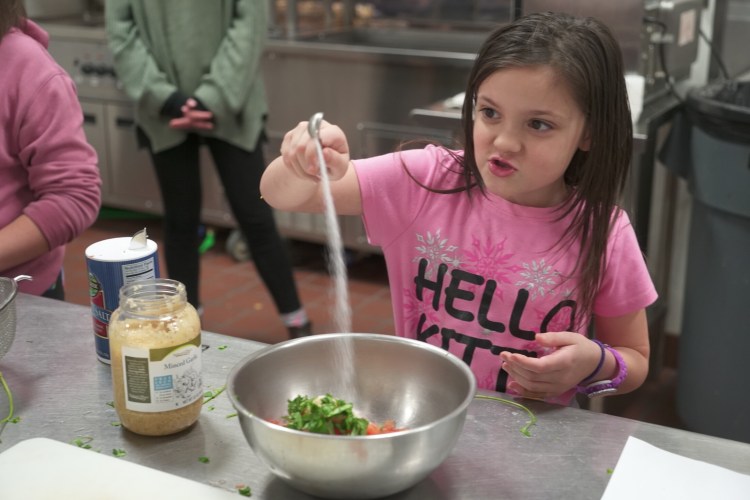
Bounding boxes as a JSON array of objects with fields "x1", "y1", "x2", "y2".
[
  {"x1": 226, "y1": 412, "x2": 238, "y2": 419},
  {"x1": 237, "y1": 485, "x2": 252, "y2": 496},
  {"x1": 203, "y1": 386, "x2": 226, "y2": 405},
  {"x1": 0, "y1": 371, "x2": 15, "y2": 425},
  {"x1": 474, "y1": 394, "x2": 538, "y2": 437},
  {"x1": 72, "y1": 436, "x2": 94, "y2": 449},
  {"x1": 110, "y1": 421, "x2": 121, "y2": 427},
  {"x1": 218, "y1": 345, "x2": 229, "y2": 351},
  {"x1": 198, "y1": 456, "x2": 210, "y2": 463},
  {"x1": 112, "y1": 448, "x2": 126, "y2": 458}
]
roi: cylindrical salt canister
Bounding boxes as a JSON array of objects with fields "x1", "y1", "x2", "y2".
[
  {"x1": 85, "y1": 232, "x2": 160, "y2": 363},
  {"x1": 108, "y1": 279, "x2": 202, "y2": 436}
]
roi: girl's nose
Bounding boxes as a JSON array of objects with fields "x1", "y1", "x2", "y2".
[{"x1": 493, "y1": 125, "x2": 523, "y2": 155}]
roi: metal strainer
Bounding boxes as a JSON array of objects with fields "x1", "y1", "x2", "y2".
[
  {"x1": 1, "y1": 275, "x2": 31, "y2": 430},
  {"x1": 0, "y1": 275, "x2": 32, "y2": 360}
]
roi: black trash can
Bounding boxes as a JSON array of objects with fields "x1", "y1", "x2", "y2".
[{"x1": 660, "y1": 80, "x2": 750, "y2": 444}]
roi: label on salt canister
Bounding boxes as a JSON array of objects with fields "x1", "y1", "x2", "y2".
[{"x1": 85, "y1": 231, "x2": 160, "y2": 364}]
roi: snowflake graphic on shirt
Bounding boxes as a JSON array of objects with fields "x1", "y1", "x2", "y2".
[
  {"x1": 413, "y1": 228, "x2": 462, "y2": 278},
  {"x1": 462, "y1": 235, "x2": 521, "y2": 303},
  {"x1": 515, "y1": 259, "x2": 560, "y2": 300}
]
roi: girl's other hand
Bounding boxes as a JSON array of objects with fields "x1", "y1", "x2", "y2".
[
  {"x1": 281, "y1": 119, "x2": 350, "y2": 182},
  {"x1": 500, "y1": 332, "x2": 603, "y2": 400}
]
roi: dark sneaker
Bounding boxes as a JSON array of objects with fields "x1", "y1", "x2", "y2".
[{"x1": 288, "y1": 321, "x2": 313, "y2": 339}]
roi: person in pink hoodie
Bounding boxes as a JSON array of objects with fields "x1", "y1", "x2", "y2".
[{"x1": 0, "y1": 0, "x2": 101, "y2": 299}]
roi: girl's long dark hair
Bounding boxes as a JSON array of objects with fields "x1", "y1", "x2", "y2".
[
  {"x1": 457, "y1": 12, "x2": 633, "y2": 328},
  {"x1": 0, "y1": 0, "x2": 27, "y2": 39}
]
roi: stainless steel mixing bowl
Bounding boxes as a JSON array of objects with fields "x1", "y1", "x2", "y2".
[{"x1": 227, "y1": 333, "x2": 476, "y2": 499}]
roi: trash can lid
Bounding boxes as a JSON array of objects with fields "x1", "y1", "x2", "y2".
[{"x1": 688, "y1": 81, "x2": 750, "y2": 124}]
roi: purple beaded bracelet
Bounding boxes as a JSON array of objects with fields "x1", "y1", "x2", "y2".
[
  {"x1": 579, "y1": 339, "x2": 606, "y2": 384},
  {"x1": 578, "y1": 346, "x2": 628, "y2": 398}
]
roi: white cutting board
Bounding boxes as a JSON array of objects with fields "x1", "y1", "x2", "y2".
[{"x1": 0, "y1": 438, "x2": 240, "y2": 499}]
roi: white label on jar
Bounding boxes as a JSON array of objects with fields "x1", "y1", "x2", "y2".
[{"x1": 121, "y1": 335, "x2": 202, "y2": 412}]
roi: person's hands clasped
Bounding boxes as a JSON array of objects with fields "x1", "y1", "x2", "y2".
[
  {"x1": 500, "y1": 332, "x2": 604, "y2": 400},
  {"x1": 169, "y1": 98, "x2": 214, "y2": 130},
  {"x1": 280, "y1": 119, "x2": 350, "y2": 182}
]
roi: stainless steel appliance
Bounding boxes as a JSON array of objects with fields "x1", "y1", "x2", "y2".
[
  {"x1": 24, "y1": 0, "x2": 84, "y2": 20},
  {"x1": 40, "y1": 5, "x2": 490, "y2": 253},
  {"x1": 37, "y1": 1, "x2": 711, "y2": 257},
  {"x1": 522, "y1": 0, "x2": 703, "y2": 103}
]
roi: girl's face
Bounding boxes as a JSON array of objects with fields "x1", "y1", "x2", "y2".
[{"x1": 472, "y1": 65, "x2": 590, "y2": 207}]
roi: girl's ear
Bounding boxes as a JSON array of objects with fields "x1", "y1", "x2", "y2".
[{"x1": 578, "y1": 128, "x2": 591, "y2": 151}]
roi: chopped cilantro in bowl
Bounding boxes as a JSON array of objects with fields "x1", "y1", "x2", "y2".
[{"x1": 283, "y1": 394, "x2": 369, "y2": 436}]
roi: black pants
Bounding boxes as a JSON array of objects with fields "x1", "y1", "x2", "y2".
[
  {"x1": 145, "y1": 133, "x2": 302, "y2": 314},
  {"x1": 41, "y1": 270, "x2": 65, "y2": 301}
]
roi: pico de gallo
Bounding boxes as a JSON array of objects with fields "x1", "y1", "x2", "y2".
[{"x1": 270, "y1": 394, "x2": 401, "y2": 436}]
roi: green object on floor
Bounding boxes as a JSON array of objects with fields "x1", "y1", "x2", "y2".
[
  {"x1": 98, "y1": 207, "x2": 159, "y2": 220},
  {"x1": 199, "y1": 228, "x2": 215, "y2": 254}
]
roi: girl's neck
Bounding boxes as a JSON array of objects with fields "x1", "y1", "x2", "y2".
[{"x1": 490, "y1": 182, "x2": 572, "y2": 209}]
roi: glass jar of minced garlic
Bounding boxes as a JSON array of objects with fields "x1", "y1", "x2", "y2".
[{"x1": 108, "y1": 279, "x2": 202, "y2": 436}]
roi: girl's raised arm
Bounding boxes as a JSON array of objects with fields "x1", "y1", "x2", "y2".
[{"x1": 260, "y1": 120, "x2": 363, "y2": 216}]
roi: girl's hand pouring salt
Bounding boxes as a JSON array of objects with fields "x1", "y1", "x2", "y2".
[
  {"x1": 281, "y1": 119, "x2": 351, "y2": 182},
  {"x1": 261, "y1": 118, "x2": 363, "y2": 216}
]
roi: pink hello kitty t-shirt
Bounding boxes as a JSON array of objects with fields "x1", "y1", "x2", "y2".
[{"x1": 354, "y1": 145, "x2": 657, "y2": 405}]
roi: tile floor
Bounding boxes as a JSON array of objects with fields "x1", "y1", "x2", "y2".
[{"x1": 62, "y1": 214, "x2": 687, "y2": 430}]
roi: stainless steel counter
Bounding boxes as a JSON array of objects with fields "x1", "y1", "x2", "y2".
[{"x1": 2, "y1": 294, "x2": 750, "y2": 499}]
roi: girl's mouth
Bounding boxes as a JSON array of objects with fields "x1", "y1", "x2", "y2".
[{"x1": 488, "y1": 157, "x2": 517, "y2": 178}]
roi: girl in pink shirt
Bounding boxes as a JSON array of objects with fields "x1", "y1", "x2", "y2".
[{"x1": 261, "y1": 12, "x2": 656, "y2": 405}]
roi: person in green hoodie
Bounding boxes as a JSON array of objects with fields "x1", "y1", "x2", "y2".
[{"x1": 105, "y1": 0, "x2": 311, "y2": 338}]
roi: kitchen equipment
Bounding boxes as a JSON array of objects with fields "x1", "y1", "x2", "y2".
[
  {"x1": 24, "y1": 0, "x2": 85, "y2": 19},
  {"x1": 661, "y1": 80, "x2": 750, "y2": 444},
  {"x1": 0, "y1": 275, "x2": 32, "y2": 361},
  {"x1": 0, "y1": 438, "x2": 240, "y2": 499},
  {"x1": 41, "y1": 15, "x2": 477, "y2": 255},
  {"x1": 1, "y1": 275, "x2": 32, "y2": 427},
  {"x1": 227, "y1": 333, "x2": 477, "y2": 499}
]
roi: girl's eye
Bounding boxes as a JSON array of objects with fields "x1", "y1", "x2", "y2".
[
  {"x1": 530, "y1": 119, "x2": 552, "y2": 131},
  {"x1": 479, "y1": 107, "x2": 498, "y2": 119}
]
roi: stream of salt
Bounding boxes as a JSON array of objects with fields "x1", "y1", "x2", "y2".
[{"x1": 311, "y1": 115, "x2": 355, "y2": 392}]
